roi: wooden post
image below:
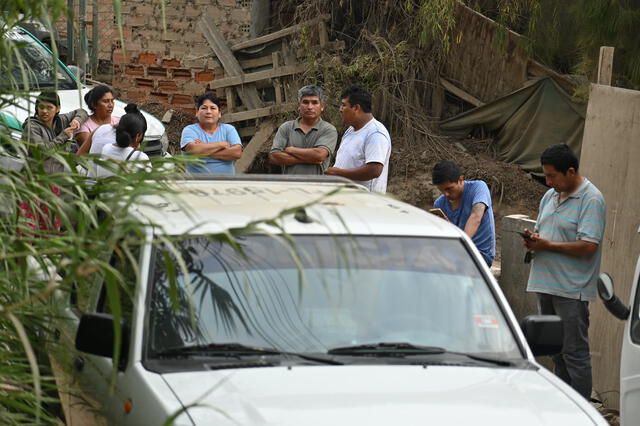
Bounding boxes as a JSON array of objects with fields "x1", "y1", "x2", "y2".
[
  {"x1": 225, "y1": 88, "x2": 235, "y2": 112},
  {"x1": 597, "y1": 46, "x2": 615, "y2": 86},
  {"x1": 272, "y1": 52, "x2": 282, "y2": 104},
  {"x1": 318, "y1": 20, "x2": 328, "y2": 48},
  {"x1": 235, "y1": 122, "x2": 276, "y2": 173}
]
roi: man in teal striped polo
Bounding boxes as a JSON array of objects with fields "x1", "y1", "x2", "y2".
[{"x1": 523, "y1": 144, "x2": 606, "y2": 400}]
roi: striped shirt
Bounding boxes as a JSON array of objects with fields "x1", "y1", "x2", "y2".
[{"x1": 526, "y1": 178, "x2": 606, "y2": 301}]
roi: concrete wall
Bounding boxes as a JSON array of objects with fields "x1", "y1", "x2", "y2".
[
  {"x1": 499, "y1": 215, "x2": 537, "y2": 321},
  {"x1": 580, "y1": 84, "x2": 640, "y2": 408}
]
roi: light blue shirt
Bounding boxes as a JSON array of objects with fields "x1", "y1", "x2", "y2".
[
  {"x1": 180, "y1": 123, "x2": 241, "y2": 174},
  {"x1": 434, "y1": 180, "x2": 496, "y2": 265},
  {"x1": 527, "y1": 179, "x2": 606, "y2": 301}
]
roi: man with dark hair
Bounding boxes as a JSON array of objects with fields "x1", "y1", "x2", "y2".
[
  {"x1": 324, "y1": 85, "x2": 391, "y2": 193},
  {"x1": 524, "y1": 143, "x2": 606, "y2": 400},
  {"x1": 180, "y1": 92, "x2": 242, "y2": 174},
  {"x1": 269, "y1": 85, "x2": 337, "y2": 174},
  {"x1": 431, "y1": 160, "x2": 495, "y2": 265}
]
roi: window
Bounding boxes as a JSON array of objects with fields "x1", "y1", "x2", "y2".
[{"x1": 146, "y1": 235, "x2": 520, "y2": 359}]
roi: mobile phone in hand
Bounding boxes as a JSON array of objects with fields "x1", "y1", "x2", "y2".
[
  {"x1": 429, "y1": 208, "x2": 448, "y2": 220},
  {"x1": 512, "y1": 230, "x2": 533, "y2": 240}
]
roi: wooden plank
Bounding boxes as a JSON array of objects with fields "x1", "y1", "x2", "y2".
[
  {"x1": 209, "y1": 64, "x2": 306, "y2": 89},
  {"x1": 230, "y1": 14, "x2": 330, "y2": 51},
  {"x1": 225, "y1": 88, "x2": 235, "y2": 112},
  {"x1": 272, "y1": 52, "x2": 283, "y2": 104},
  {"x1": 318, "y1": 20, "x2": 329, "y2": 48},
  {"x1": 198, "y1": 17, "x2": 263, "y2": 110},
  {"x1": 222, "y1": 103, "x2": 297, "y2": 123},
  {"x1": 597, "y1": 46, "x2": 615, "y2": 86},
  {"x1": 240, "y1": 55, "x2": 274, "y2": 70},
  {"x1": 439, "y1": 77, "x2": 484, "y2": 106},
  {"x1": 238, "y1": 126, "x2": 257, "y2": 138},
  {"x1": 235, "y1": 121, "x2": 276, "y2": 173}
]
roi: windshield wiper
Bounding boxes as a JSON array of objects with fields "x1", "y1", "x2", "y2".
[
  {"x1": 154, "y1": 343, "x2": 342, "y2": 365},
  {"x1": 327, "y1": 342, "x2": 518, "y2": 367},
  {"x1": 327, "y1": 342, "x2": 446, "y2": 356}
]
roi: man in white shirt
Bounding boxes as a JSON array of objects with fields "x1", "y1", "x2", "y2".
[{"x1": 324, "y1": 85, "x2": 392, "y2": 193}]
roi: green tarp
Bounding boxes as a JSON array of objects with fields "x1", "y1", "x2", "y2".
[{"x1": 440, "y1": 78, "x2": 586, "y2": 175}]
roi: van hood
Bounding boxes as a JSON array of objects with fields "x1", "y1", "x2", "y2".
[
  {"x1": 161, "y1": 365, "x2": 602, "y2": 425},
  {"x1": 0, "y1": 87, "x2": 165, "y2": 139}
]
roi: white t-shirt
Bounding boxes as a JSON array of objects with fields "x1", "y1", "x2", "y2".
[
  {"x1": 334, "y1": 118, "x2": 392, "y2": 193},
  {"x1": 90, "y1": 124, "x2": 117, "y2": 155},
  {"x1": 96, "y1": 144, "x2": 150, "y2": 178}
]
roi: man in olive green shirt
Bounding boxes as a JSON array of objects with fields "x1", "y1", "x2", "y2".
[{"x1": 269, "y1": 85, "x2": 337, "y2": 174}]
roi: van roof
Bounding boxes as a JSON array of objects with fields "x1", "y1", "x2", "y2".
[{"x1": 133, "y1": 176, "x2": 463, "y2": 238}]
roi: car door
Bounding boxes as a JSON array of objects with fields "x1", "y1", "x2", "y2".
[
  {"x1": 53, "y1": 245, "x2": 138, "y2": 425},
  {"x1": 621, "y1": 254, "x2": 640, "y2": 425}
]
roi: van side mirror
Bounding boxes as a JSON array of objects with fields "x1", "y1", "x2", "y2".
[
  {"x1": 520, "y1": 315, "x2": 563, "y2": 356},
  {"x1": 597, "y1": 272, "x2": 630, "y2": 320},
  {"x1": 75, "y1": 312, "x2": 129, "y2": 369}
]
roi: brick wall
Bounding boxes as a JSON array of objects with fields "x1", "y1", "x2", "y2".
[{"x1": 112, "y1": 0, "x2": 252, "y2": 113}]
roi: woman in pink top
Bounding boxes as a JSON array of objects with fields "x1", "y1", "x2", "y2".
[{"x1": 76, "y1": 85, "x2": 120, "y2": 154}]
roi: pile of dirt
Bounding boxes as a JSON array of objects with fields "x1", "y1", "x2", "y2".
[{"x1": 140, "y1": 102, "x2": 195, "y2": 155}]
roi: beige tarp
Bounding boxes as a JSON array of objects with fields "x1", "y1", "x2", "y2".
[{"x1": 440, "y1": 78, "x2": 586, "y2": 175}]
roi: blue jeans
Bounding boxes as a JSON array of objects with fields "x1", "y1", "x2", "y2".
[{"x1": 537, "y1": 293, "x2": 592, "y2": 399}]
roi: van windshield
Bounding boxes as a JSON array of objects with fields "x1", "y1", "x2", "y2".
[
  {"x1": 147, "y1": 235, "x2": 521, "y2": 360},
  {"x1": 1, "y1": 28, "x2": 77, "y2": 90}
]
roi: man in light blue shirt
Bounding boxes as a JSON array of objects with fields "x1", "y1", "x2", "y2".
[
  {"x1": 524, "y1": 143, "x2": 606, "y2": 400},
  {"x1": 180, "y1": 93, "x2": 242, "y2": 174},
  {"x1": 432, "y1": 160, "x2": 495, "y2": 266}
]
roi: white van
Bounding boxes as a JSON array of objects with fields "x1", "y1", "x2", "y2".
[
  {"x1": 51, "y1": 176, "x2": 607, "y2": 425},
  {"x1": 596, "y1": 225, "x2": 640, "y2": 426},
  {"x1": 0, "y1": 26, "x2": 168, "y2": 159}
]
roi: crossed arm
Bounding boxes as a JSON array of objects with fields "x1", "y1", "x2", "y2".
[
  {"x1": 324, "y1": 162, "x2": 383, "y2": 181},
  {"x1": 184, "y1": 139, "x2": 242, "y2": 161},
  {"x1": 270, "y1": 146, "x2": 329, "y2": 166}
]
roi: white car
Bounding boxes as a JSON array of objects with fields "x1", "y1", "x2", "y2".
[
  {"x1": 52, "y1": 176, "x2": 607, "y2": 425},
  {"x1": 0, "y1": 26, "x2": 168, "y2": 160},
  {"x1": 596, "y1": 225, "x2": 640, "y2": 426}
]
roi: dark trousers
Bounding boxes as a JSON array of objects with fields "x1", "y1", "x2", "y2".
[{"x1": 537, "y1": 293, "x2": 592, "y2": 400}]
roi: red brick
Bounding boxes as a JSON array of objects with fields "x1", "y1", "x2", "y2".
[
  {"x1": 112, "y1": 75, "x2": 135, "y2": 89},
  {"x1": 112, "y1": 48, "x2": 128, "y2": 64},
  {"x1": 123, "y1": 89, "x2": 149, "y2": 103},
  {"x1": 195, "y1": 71, "x2": 215, "y2": 82},
  {"x1": 172, "y1": 68, "x2": 192, "y2": 79},
  {"x1": 161, "y1": 58, "x2": 182, "y2": 68},
  {"x1": 147, "y1": 66, "x2": 168, "y2": 77},
  {"x1": 171, "y1": 94, "x2": 194, "y2": 105},
  {"x1": 125, "y1": 65, "x2": 145, "y2": 76},
  {"x1": 158, "y1": 80, "x2": 178, "y2": 92},
  {"x1": 149, "y1": 92, "x2": 169, "y2": 103},
  {"x1": 138, "y1": 52, "x2": 157, "y2": 65},
  {"x1": 135, "y1": 78, "x2": 154, "y2": 88}
]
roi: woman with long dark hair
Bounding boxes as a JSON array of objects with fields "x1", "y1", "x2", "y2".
[
  {"x1": 76, "y1": 84, "x2": 119, "y2": 153},
  {"x1": 95, "y1": 103, "x2": 150, "y2": 178}
]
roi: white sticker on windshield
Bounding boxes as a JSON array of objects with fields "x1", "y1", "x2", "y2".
[{"x1": 473, "y1": 314, "x2": 499, "y2": 329}]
